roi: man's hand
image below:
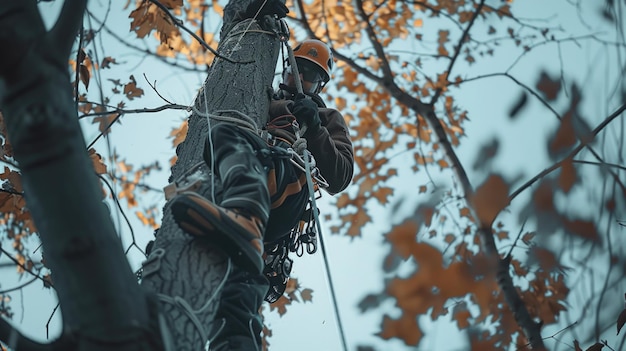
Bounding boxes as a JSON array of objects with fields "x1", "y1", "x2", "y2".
[
  {"x1": 292, "y1": 95, "x2": 321, "y2": 135},
  {"x1": 245, "y1": 0, "x2": 289, "y2": 19}
]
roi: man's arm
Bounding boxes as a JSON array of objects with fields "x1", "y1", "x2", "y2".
[{"x1": 305, "y1": 109, "x2": 354, "y2": 195}]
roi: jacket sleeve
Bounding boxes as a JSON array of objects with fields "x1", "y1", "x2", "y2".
[{"x1": 304, "y1": 108, "x2": 354, "y2": 195}]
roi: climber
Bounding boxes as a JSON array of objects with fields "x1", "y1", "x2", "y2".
[{"x1": 167, "y1": 1, "x2": 354, "y2": 350}]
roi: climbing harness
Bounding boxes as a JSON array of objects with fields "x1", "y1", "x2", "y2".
[{"x1": 260, "y1": 27, "x2": 350, "y2": 351}]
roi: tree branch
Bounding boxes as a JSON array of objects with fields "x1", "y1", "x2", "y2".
[
  {"x1": 430, "y1": 0, "x2": 486, "y2": 105},
  {"x1": 509, "y1": 103, "x2": 626, "y2": 203}
]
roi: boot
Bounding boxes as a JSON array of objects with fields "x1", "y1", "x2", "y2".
[
  {"x1": 170, "y1": 191, "x2": 264, "y2": 273},
  {"x1": 170, "y1": 123, "x2": 271, "y2": 273}
]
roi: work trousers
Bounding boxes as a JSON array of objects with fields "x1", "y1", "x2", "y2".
[{"x1": 205, "y1": 123, "x2": 308, "y2": 350}]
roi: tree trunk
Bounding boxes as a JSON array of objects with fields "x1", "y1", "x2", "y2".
[
  {"x1": 140, "y1": 13, "x2": 281, "y2": 351},
  {"x1": 0, "y1": 1, "x2": 154, "y2": 350},
  {"x1": 0, "y1": 1, "x2": 280, "y2": 350}
]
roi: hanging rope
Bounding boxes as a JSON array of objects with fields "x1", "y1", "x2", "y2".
[{"x1": 283, "y1": 38, "x2": 349, "y2": 351}]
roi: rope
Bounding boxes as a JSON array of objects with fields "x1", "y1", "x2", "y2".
[
  {"x1": 302, "y1": 149, "x2": 348, "y2": 351},
  {"x1": 284, "y1": 38, "x2": 348, "y2": 350},
  {"x1": 157, "y1": 259, "x2": 232, "y2": 347}
]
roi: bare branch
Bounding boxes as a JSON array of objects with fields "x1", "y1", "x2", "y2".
[
  {"x1": 431, "y1": 0, "x2": 486, "y2": 105},
  {"x1": 509, "y1": 103, "x2": 626, "y2": 203}
]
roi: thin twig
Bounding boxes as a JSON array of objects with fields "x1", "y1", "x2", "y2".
[
  {"x1": 78, "y1": 103, "x2": 189, "y2": 119},
  {"x1": 142, "y1": 73, "x2": 174, "y2": 104},
  {"x1": 431, "y1": 0, "x2": 486, "y2": 105},
  {"x1": 509, "y1": 103, "x2": 626, "y2": 203},
  {"x1": 0, "y1": 275, "x2": 38, "y2": 294}
]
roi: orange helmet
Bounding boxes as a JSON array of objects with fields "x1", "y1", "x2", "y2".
[{"x1": 293, "y1": 40, "x2": 333, "y2": 83}]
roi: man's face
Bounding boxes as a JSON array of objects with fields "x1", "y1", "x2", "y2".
[{"x1": 284, "y1": 60, "x2": 324, "y2": 94}]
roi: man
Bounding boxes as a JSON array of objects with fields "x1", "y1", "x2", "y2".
[{"x1": 168, "y1": 3, "x2": 354, "y2": 351}]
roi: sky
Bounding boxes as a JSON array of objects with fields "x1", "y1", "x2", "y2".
[{"x1": 1, "y1": 0, "x2": 625, "y2": 350}]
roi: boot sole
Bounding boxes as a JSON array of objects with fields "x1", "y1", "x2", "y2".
[{"x1": 170, "y1": 193, "x2": 263, "y2": 274}]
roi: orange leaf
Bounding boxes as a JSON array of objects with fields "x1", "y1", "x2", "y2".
[
  {"x1": 301, "y1": 288, "x2": 313, "y2": 302},
  {"x1": 454, "y1": 309, "x2": 471, "y2": 329},
  {"x1": 170, "y1": 119, "x2": 188, "y2": 148},
  {"x1": 536, "y1": 71, "x2": 561, "y2": 101},
  {"x1": 459, "y1": 207, "x2": 472, "y2": 219},
  {"x1": 79, "y1": 64, "x2": 90, "y2": 90},
  {"x1": 562, "y1": 218, "x2": 599, "y2": 241},
  {"x1": 437, "y1": 30, "x2": 450, "y2": 56},
  {"x1": 123, "y1": 75, "x2": 144, "y2": 100},
  {"x1": 470, "y1": 174, "x2": 510, "y2": 226},
  {"x1": 269, "y1": 295, "x2": 291, "y2": 317},
  {"x1": 549, "y1": 112, "x2": 576, "y2": 155},
  {"x1": 378, "y1": 314, "x2": 423, "y2": 346},
  {"x1": 386, "y1": 220, "x2": 419, "y2": 259},
  {"x1": 93, "y1": 113, "x2": 119, "y2": 135},
  {"x1": 88, "y1": 148, "x2": 108, "y2": 175},
  {"x1": 559, "y1": 158, "x2": 576, "y2": 193},
  {"x1": 2, "y1": 167, "x2": 22, "y2": 193},
  {"x1": 373, "y1": 187, "x2": 394, "y2": 204}
]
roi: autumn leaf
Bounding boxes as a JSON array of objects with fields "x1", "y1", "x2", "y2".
[
  {"x1": 43, "y1": 273, "x2": 53, "y2": 289},
  {"x1": 584, "y1": 342, "x2": 604, "y2": 351},
  {"x1": 573, "y1": 340, "x2": 583, "y2": 351},
  {"x1": 533, "y1": 181, "x2": 555, "y2": 213},
  {"x1": 79, "y1": 63, "x2": 90, "y2": 90},
  {"x1": 170, "y1": 120, "x2": 188, "y2": 148},
  {"x1": 93, "y1": 113, "x2": 120, "y2": 135},
  {"x1": 101, "y1": 56, "x2": 117, "y2": 69},
  {"x1": 469, "y1": 174, "x2": 510, "y2": 226},
  {"x1": 124, "y1": 75, "x2": 144, "y2": 100},
  {"x1": 549, "y1": 116, "x2": 577, "y2": 159},
  {"x1": 88, "y1": 148, "x2": 108, "y2": 174},
  {"x1": 385, "y1": 220, "x2": 419, "y2": 259},
  {"x1": 2, "y1": 167, "x2": 22, "y2": 193},
  {"x1": 536, "y1": 71, "x2": 561, "y2": 101},
  {"x1": 561, "y1": 218, "x2": 599, "y2": 242},
  {"x1": 269, "y1": 295, "x2": 291, "y2": 317},
  {"x1": 558, "y1": 158, "x2": 577, "y2": 193},
  {"x1": 437, "y1": 30, "x2": 450, "y2": 56},
  {"x1": 300, "y1": 288, "x2": 313, "y2": 302},
  {"x1": 378, "y1": 314, "x2": 423, "y2": 346}
]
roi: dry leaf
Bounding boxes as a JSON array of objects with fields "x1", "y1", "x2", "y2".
[
  {"x1": 558, "y1": 158, "x2": 576, "y2": 193},
  {"x1": 536, "y1": 71, "x2": 561, "y2": 101},
  {"x1": 88, "y1": 148, "x2": 108, "y2": 175},
  {"x1": 124, "y1": 75, "x2": 144, "y2": 100},
  {"x1": 584, "y1": 342, "x2": 604, "y2": 351},
  {"x1": 573, "y1": 340, "x2": 583, "y2": 351},
  {"x1": 469, "y1": 174, "x2": 510, "y2": 226},
  {"x1": 170, "y1": 119, "x2": 189, "y2": 148},
  {"x1": 301, "y1": 288, "x2": 313, "y2": 302},
  {"x1": 378, "y1": 314, "x2": 423, "y2": 346}
]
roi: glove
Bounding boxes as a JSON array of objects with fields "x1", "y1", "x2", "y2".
[
  {"x1": 292, "y1": 95, "x2": 321, "y2": 135},
  {"x1": 245, "y1": 0, "x2": 289, "y2": 19}
]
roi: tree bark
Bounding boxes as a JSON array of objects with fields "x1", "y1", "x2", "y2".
[
  {"x1": 0, "y1": 1, "x2": 281, "y2": 350},
  {"x1": 0, "y1": 1, "x2": 155, "y2": 350},
  {"x1": 139, "y1": 12, "x2": 281, "y2": 351}
]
